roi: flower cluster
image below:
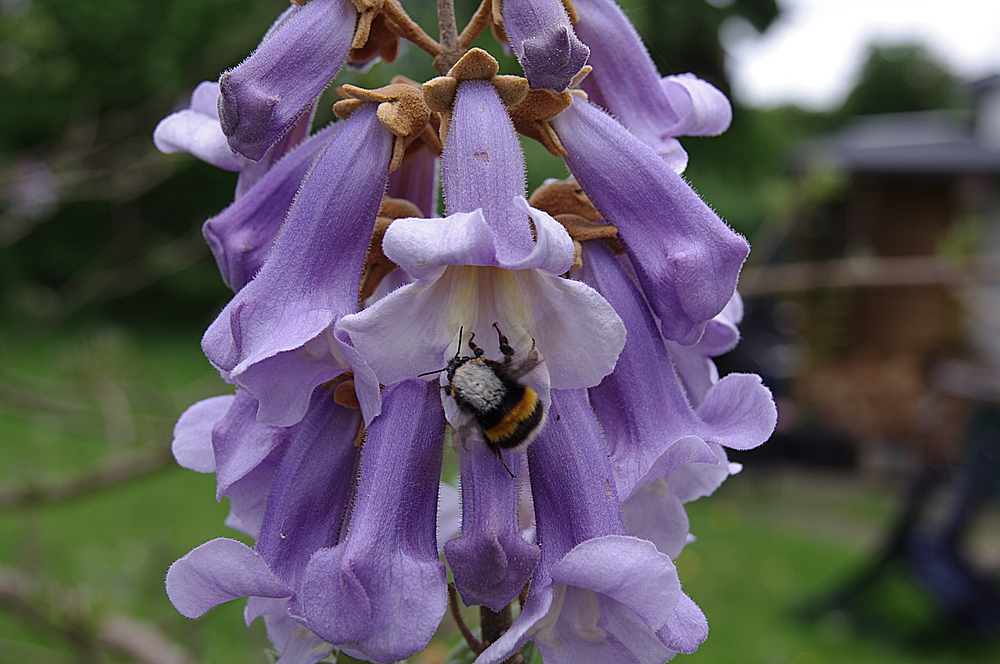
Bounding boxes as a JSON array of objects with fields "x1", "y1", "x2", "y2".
[{"x1": 156, "y1": 0, "x2": 776, "y2": 662}]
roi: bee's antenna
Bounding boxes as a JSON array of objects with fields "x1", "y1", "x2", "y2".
[{"x1": 420, "y1": 327, "x2": 467, "y2": 377}]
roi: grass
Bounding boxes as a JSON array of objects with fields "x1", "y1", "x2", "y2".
[
  {"x1": 680, "y1": 470, "x2": 1000, "y2": 664},
  {"x1": 0, "y1": 325, "x2": 998, "y2": 664}
]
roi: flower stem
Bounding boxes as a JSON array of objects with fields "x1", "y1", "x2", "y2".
[
  {"x1": 480, "y1": 603, "x2": 526, "y2": 664},
  {"x1": 382, "y1": 0, "x2": 441, "y2": 56},
  {"x1": 434, "y1": 0, "x2": 464, "y2": 73},
  {"x1": 458, "y1": 0, "x2": 493, "y2": 48},
  {"x1": 448, "y1": 582, "x2": 483, "y2": 653}
]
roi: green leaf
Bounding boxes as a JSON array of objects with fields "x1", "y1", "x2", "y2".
[{"x1": 443, "y1": 640, "x2": 477, "y2": 664}]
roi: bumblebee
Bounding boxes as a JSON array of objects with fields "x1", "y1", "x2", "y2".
[{"x1": 441, "y1": 324, "x2": 546, "y2": 475}]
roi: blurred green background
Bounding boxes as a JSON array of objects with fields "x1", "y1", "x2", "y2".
[{"x1": 1, "y1": 0, "x2": 998, "y2": 663}]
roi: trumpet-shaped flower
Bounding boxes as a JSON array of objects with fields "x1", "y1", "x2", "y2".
[
  {"x1": 218, "y1": 0, "x2": 355, "y2": 160},
  {"x1": 165, "y1": 387, "x2": 363, "y2": 664},
  {"x1": 154, "y1": 80, "x2": 330, "y2": 291},
  {"x1": 202, "y1": 103, "x2": 392, "y2": 426},
  {"x1": 338, "y1": 76, "x2": 625, "y2": 415},
  {"x1": 552, "y1": 95, "x2": 748, "y2": 346},
  {"x1": 499, "y1": 0, "x2": 590, "y2": 92},
  {"x1": 292, "y1": 379, "x2": 449, "y2": 662},
  {"x1": 478, "y1": 389, "x2": 707, "y2": 664},
  {"x1": 169, "y1": 380, "x2": 462, "y2": 664},
  {"x1": 577, "y1": 241, "x2": 776, "y2": 501},
  {"x1": 571, "y1": 0, "x2": 731, "y2": 171}
]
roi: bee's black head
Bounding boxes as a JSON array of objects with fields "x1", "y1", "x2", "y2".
[{"x1": 445, "y1": 354, "x2": 472, "y2": 382}]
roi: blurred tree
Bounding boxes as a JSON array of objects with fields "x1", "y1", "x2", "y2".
[
  {"x1": 0, "y1": 0, "x2": 290, "y2": 331},
  {"x1": 625, "y1": 0, "x2": 780, "y2": 91},
  {"x1": 838, "y1": 42, "x2": 961, "y2": 118}
]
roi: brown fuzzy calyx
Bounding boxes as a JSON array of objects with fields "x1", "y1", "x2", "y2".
[{"x1": 334, "y1": 82, "x2": 432, "y2": 172}]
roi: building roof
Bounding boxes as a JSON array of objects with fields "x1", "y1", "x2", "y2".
[{"x1": 805, "y1": 109, "x2": 1000, "y2": 175}]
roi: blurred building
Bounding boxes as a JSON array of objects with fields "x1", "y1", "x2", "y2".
[{"x1": 742, "y1": 75, "x2": 1000, "y2": 475}]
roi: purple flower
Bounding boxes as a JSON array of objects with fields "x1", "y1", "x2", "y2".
[
  {"x1": 337, "y1": 75, "x2": 625, "y2": 418},
  {"x1": 218, "y1": 0, "x2": 356, "y2": 160},
  {"x1": 169, "y1": 379, "x2": 462, "y2": 663},
  {"x1": 293, "y1": 379, "x2": 448, "y2": 662},
  {"x1": 202, "y1": 102, "x2": 393, "y2": 427},
  {"x1": 572, "y1": 0, "x2": 731, "y2": 172},
  {"x1": 165, "y1": 387, "x2": 364, "y2": 664},
  {"x1": 577, "y1": 241, "x2": 776, "y2": 501},
  {"x1": 154, "y1": 81, "x2": 249, "y2": 172},
  {"x1": 668, "y1": 292, "x2": 745, "y2": 407},
  {"x1": 203, "y1": 121, "x2": 341, "y2": 291},
  {"x1": 498, "y1": 0, "x2": 590, "y2": 92},
  {"x1": 477, "y1": 389, "x2": 706, "y2": 664},
  {"x1": 154, "y1": 80, "x2": 330, "y2": 291},
  {"x1": 339, "y1": 56, "x2": 625, "y2": 612},
  {"x1": 445, "y1": 437, "x2": 539, "y2": 611},
  {"x1": 552, "y1": 95, "x2": 749, "y2": 345}
]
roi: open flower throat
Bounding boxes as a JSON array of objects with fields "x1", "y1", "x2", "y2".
[{"x1": 156, "y1": 1, "x2": 777, "y2": 663}]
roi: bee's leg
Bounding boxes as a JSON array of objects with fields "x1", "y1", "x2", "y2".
[
  {"x1": 525, "y1": 337, "x2": 538, "y2": 364},
  {"x1": 509, "y1": 337, "x2": 541, "y2": 380},
  {"x1": 497, "y1": 448, "x2": 516, "y2": 479},
  {"x1": 468, "y1": 331, "x2": 484, "y2": 358},
  {"x1": 455, "y1": 423, "x2": 474, "y2": 451},
  {"x1": 492, "y1": 322, "x2": 515, "y2": 365}
]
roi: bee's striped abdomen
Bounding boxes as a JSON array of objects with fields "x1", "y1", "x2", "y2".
[{"x1": 480, "y1": 384, "x2": 545, "y2": 450}]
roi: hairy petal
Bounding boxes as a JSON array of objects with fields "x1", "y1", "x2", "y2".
[
  {"x1": 696, "y1": 373, "x2": 777, "y2": 451},
  {"x1": 659, "y1": 592, "x2": 709, "y2": 654},
  {"x1": 204, "y1": 121, "x2": 341, "y2": 291},
  {"x1": 154, "y1": 81, "x2": 248, "y2": 171},
  {"x1": 661, "y1": 74, "x2": 732, "y2": 137},
  {"x1": 296, "y1": 380, "x2": 447, "y2": 661},
  {"x1": 166, "y1": 538, "x2": 290, "y2": 619},
  {"x1": 620, "y1": 479, "x2": 689, "y2": 559},
  {"x1": 500, "y1": 0, "x2": 590, "y2": 91},
  {"x1": 202, "y1": 105, "x2": 392, "y2": 427},
  {"x1": 443, "y1": 79, "x2": 534, "y2": 259},
  {"x1": 235, "y1": 102, "x2": 319, "y2": 198},
  {"x1": 223, "y1": 442, "x2": 286, "y2": 539},
  {"x1": 580, "y1": 242, "x2": 772, "y2": 497},
  {"x1": 572, "y1": 0, "x2": 731, "y2": 170},
  {"x1": 218, "y1": 0, "x2": 354, "y2": 160},
  {"x1": 255, "y1": 390, "x2": 361, "y2": 587},
  {"x1": 382, "y1": 203, "x2": 573, "y2": 280},
  {"x1": 212, "y1": 390, "x2": 297, "y2": 500},
  {"x1": 553, "y1": 97, "x2": 748, "y2": 345},
  {"x1": 666, "y1": 442, "x2": 739, "y2": 504},
  {"x1": 446, "y1": 445, "x2": 539, "y2": 611},
  {"x1": 437, "y1": 482, "x2": 462, "y2": 551},
  {"x1": 172, "y1": 394, "x2": 233, "y2": 472}
]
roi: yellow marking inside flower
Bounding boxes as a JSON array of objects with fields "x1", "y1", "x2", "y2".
[
  {"x1": 441, "y1": 266, "x2": 537, "y2": 349},
  {"x1": 483, "y1": 387, "x2": 539, "y2": 444}
]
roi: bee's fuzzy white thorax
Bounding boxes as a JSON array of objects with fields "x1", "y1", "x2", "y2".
[{"x1": 451, "y1": 361, "x2": 506, "y2": 412}]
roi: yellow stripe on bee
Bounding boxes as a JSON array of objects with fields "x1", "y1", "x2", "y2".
[{"x1": 483, "y1": 387, "x2": 539, "y2": 443}]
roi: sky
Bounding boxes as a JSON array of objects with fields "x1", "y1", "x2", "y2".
[{"x1": 724, "y1": 0, "x2": 1000, "y2": 110}]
